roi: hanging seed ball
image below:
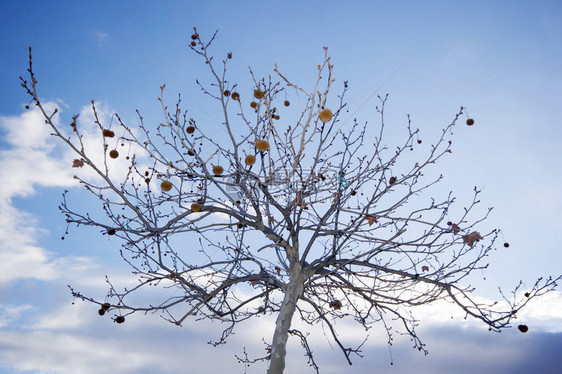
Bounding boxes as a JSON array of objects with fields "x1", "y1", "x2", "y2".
[
  {"x1": 191, "y1": 203, "x2": 201, "y2": 212},
  {"x1": 212, "y1": 165, "x2": 224, "y2": 175},
  {"x1": 250, "y1": 101, "x2": 258, "y2": 109},
  {"x1": 191, "y1": 34, "x2": 197, "y2": 40},
  {"x1": 466, "y1": 118, "x2": 475, "y2": 126},
  {"x1": 524, "y1": 292, "x2": 530, "y2": 297},
  {"x1": 107, "y1": 228, "x2": 116, "y2": 235},
  {"x1": 102, "y1": 303, "x2": 111, "y2": 311},
  {"x1": 25, "y1": 105, "x2": 30, "y2": 109},
  {"x1": 98, "y1": 309, "x2": 105, "y2": 316},
  {"x1": 273, "y1": 115, "x2": 280, "y2": 120},
  {"x1": 186, "y1": 126, "x2": 195, "y2": 134},
  {"x1": 417, "y1": 139, "x2": 422, "y2": 144},
  {"x1": 227, "y1": 52, "x2": 232, "y2": 59},
  {"x1": 190, "y1": 41, "x2": 196, "y2": 47},
  {"x1": 109, "y1": 150, "x2": 119, "y2": 159},
  {"x1": 255, "y1": 140, "x2": 270, "y2": 152},
  {"x1": 160, "y1": 180, "x2": 173, "y2": 192},
  {"x1": 188, "y1": 149, "x2": 195, "y2": 156},
  {"x1": 115, "y1": 316, "x2": 125, "y2": 324},
  {"x1": 103, "y1": 129, "x2": 115, "y2": 138},
  {"x1": 231, "y1": 92, "x2": 240, "y2": 101},
  {"x1": 254, "y1": 89, "x2": 265, "y2": 99},
  {"x1": 245, "y1": 155, "x2": 256, "y2": 165},
  {"x1": 144, "y1": 178, "x2": 150, "y2": 184},
  {"x1": 350, "y1": 190, "x2": 357, "y2": 196},
  {"x1": 223, "y1": 90, "x2": 230, "y2": 97},
  {"x1": 447, "y1": 221, "x2": 452, "y2": 226},
  {"x1": 389, "y1": 176, "x2": 397, "y2": 185},
  {"x1": 504, "y1": 242, "x2": 510, "y2": 248},
  {"x1": 319, "y1": 108, "x2": 333, "y2": 122},
  {"x1": 284, "y1": 100, "x2": 290, "y2": 107},
  {"x1": 518, "y1": 324, "x2": 529, "y2": 333}
]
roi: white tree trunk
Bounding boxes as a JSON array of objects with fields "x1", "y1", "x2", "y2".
[{"x1": 268, "y1": 267, "x2": 305, "y2": 374}]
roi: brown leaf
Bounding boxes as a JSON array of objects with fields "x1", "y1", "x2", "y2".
[
  {"x1": 275, "y1": 266, "x2": 281, "y2": 275},
  {"x1": 329, "y1": 300, "x2": 342, "y2": 310},
  {"x1": 422, "y1": 265, "x2": 429, "y2": 272},
  {"x1": 72, "y1": 159, "x2": 85, "y2": 168},
  {"x1": 250, "y1": 274, "x2": 260, "y2": 286},
  {"x1": 462, "y1": 231, "x2": 483, "y2": 247},
  {"x1": 366, "y1": 215, "x2": 377, "y2": 226},
  {"x1": 451, "y1": 223, "x2": 460, "y2": 234}
]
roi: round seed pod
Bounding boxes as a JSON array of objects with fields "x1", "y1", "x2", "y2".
[
  {"x1": 188, "y1": 149, "x2": 195, "y2": 156},
  {"x1": 284, "y1": 100, "x2": 290, "y2": 107},
  {"x1": 107, "y1": 229, "x2": 116, "y2": 235},
  {"x1": 186, "y1": 126, "x2": 195, "y2": 134},
  {"x1": 250, "y1": 101, "x2": 257, "y2": 109},
  {"x1": 245, "y1": 155, "x2": 256, "y2": 165},
  {"x1": 255, "y1": 140, "x2": 270, "y2": 152},
  {"x1": 98, "y1": 309, "x2": 105, "y2": 316},
  {"x1": 518, "y1": 324, "x2": 528, "y2": 333},
  {"x1": 389, "y1": 176, "x2": 397, "y2": 185},
  {"x1": 212, "y1": 165, "x2": 224, "y2": 176},
  {"x1": 191, "y1": 34, "x2": 197, "y2": 40},
  {"x1": 231, "y1": 92, "x2": 240, "y2": 101},
  {"x1": 466, "y1": 118, "x2": 475, "y2": 126},
  {"x1": 319, "y1": 109, "x2": 333, "y2": 122},
  {"x1": 504, "y1": 242, "x2": 510, "y2": 248},
  {"x1": 223, "y1": 90, "x2": 230, "y2": 97},
  {"x1": 191, "y1": 203, "x2": 201, "y2": 212},
  {"x1": 254, "y1": 90, "x2": 265, "y2": 99},
  {"x1": 115, "y1": 316, "x2": 125, "y2": 324},
  {"x1": 160, "y1": 180, "x2": 173, "y2": 192},
  {"x1": 109, "y1": 150, "x2": 119, "y2": 159}
]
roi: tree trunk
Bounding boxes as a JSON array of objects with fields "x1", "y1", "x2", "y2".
[{"x1": 268, "y1": 268, "x2": 305, "y2": 374}]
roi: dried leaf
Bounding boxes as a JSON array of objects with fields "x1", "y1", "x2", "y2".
[
  {"x1": 451, "y1": 223, "x2": 460, "y2": 234},
  {"x1": 366, "y1": 215, "x2": 377, "y2": 226},
  {"x1": 462, "y1": 231, "x2": 483, "y2": 247},
  {"x1": 250, "y1": 274, "x2": 260, "y2": 286},
  {"x1": 422, "y1": 265, "x2": 429, "y2": 272},
  {"x1": 275, "y1": 266, "x2": 281, "y2": 275},
  {"x1": 72, "y1": 159, "x2": 85, "y2": 168},
  {"x1": 329, "y1": 300, "x2": 342, "y2": 310}
]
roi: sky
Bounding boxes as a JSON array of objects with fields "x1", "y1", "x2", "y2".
[{"x1": 1, "y1": 0, "x2": 562, "y2": 373}]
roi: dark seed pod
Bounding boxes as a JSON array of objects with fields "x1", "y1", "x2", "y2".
[{"x1": 115, "y1": 316, "x2": 125, "y2": 324}]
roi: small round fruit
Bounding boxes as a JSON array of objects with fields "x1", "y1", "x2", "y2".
[
  {"x1": 504, "y1": 242, "x2": 510, "y2": 248},
  {"x1": 231, "y1": 92, "x2": 240, "y2": 101},
  {"x1": 98, "y1": 309, "x2": 105, "y2": 316},
  {"x1": 186, "y1": 126, "x2": 195, "y2": 134},
  {"x1": 284, "y1": 100, "x2": 290, "y2": 107},
  {"x1": 517, "y1": 324, "x2": 528, "y2": 333},
  {"x1": 250, "y1": 101, "x2": 257, "y2": 109},
  {"x1": 255, "y1": 140, "x2": 269, "y2": 152},
  {"x1": 107, "y1": 228, "x2": 116, "y2": 235},
  {"x1": 103, "y1": 129, "x2": 115, "y2": 138},
  {"x1": 188, "y1": 149, "x2": 195, "y2": 156},
  {"x1": 389, "y1": 176, "x2": 397, "y2": 185},
  {"x1": 466, "y1": 118, "x2": 475, "y2": 126},
  {"x1": 191, "y1": 203, "x2": 201, "y2": 212},
  {"x1": 212, "y1": 165, "x2": 224, "y2": 175},
  {"x1": 319, "y1": 108, "x2": 333, "y2": 122},
  {"x1": 161, "y1": 180, "x2": 173, "y2": 192},
  {"x1": 190, "y1": 41, "x2": 196, "y2": 47},
  {"x1": 115, "y1": 316, "x2": 125, "y2": 324},
  {"x1": 254, "y1": 89, "x2": 265, "y2": 99},
  {"x1": 102, "y1": 303, "x2": 111, "y2": 311},
  {"x1": 109, "y1": 150, "x2": 119, "y2": 159},
  {"x1": 144, "y1": 178, "x2": 150, "y2": 184},
  {"x1": 223, "y1": 90, "x2": 230, "y2": 97},
  {"x1": 417, "y1": 139, "x2": 422, "y2": 144},
  {"x1": 524, "y1": 292, "x2": 530, "y2": 297},
  {"x1": 245, "y1": 155, "x2": 256, "y2": 165},
  {"x1": 191, "y1": 34, "x2": 197, "y2": 40},
  {"x1": 447, "y1": 221, "x2": 452, "y2": 226}
]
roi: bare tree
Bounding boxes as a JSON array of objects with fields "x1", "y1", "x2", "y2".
[{"x1": 21, "y1": 29, "x2": 559, "y2": 374}]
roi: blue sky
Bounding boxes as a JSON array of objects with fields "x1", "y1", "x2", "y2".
[{"x1": 1, "y1": 1, "x2": 562, "y2": 373}]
